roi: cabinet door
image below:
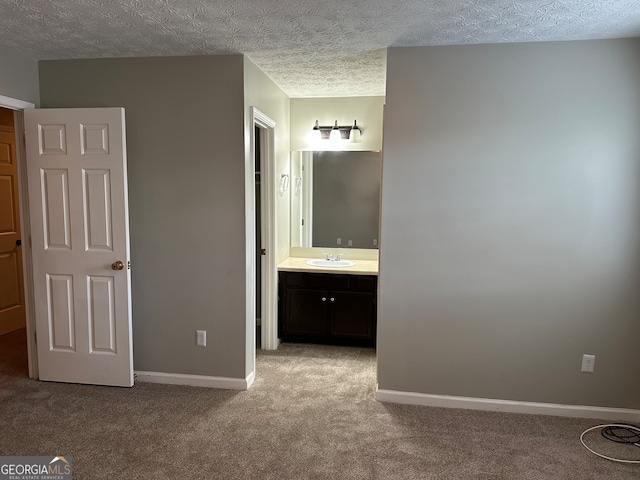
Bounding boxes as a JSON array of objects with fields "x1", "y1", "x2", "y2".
[
  {"x1": 329, "y1": 291, "x2": 375, "y2": 342},
  {"x1": 284, "y1": 288, "x2": 328, "y2": 337}
]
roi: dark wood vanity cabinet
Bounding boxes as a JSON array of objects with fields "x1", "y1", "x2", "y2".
[{"x1": 278, "y1": 271, "x2": 377, "y2": 347}]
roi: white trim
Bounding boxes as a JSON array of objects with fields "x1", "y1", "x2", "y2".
[
  {"x1": 301, "y1": 151, "x2": 313, "y2": 246},
  {"x1": 250, "y1": 107, "x2": 279, "y2": 352},
  {"x1": 246, "y1": 370, "x2": 255, "y2": 389},
  {"x1": 0, "y1": 95, "x2": 35, "y2": 110},
  {"x1": 376, "y1": 388, "x2": 640, "y2": 422},
  {"x1": 135, "y1": 370, "x2": 254, "y2": 391},
  {"x1": 13, "y1": 110, "x2": 38, "y2": 379},
  {"x1": 0, "y1": 94, "x2": 37, "y2": 379}
]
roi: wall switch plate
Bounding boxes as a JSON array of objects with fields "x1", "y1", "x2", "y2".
[
  {"x1": 348, "y1": 240, "x2": 353, "y2": 246},
  {"x1": 581, "y1": 354, "x2": 595, "y2": 373},
  {"x1": 373, "y1": 239, "x2": 378, "y2": 246},
  {"x1": 196, "y1": 330, "x2": 206, "y2": 347},
  {"x1": 336, "y1": 238, "x2": 342, "y2": 245}
]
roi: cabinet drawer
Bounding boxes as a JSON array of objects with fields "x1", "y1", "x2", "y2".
[
  {"x1": 350, "y1": 275, "x2": 377, "y2": 292},
  {"x1": 280, "y1": 271, "x2": 304, "y2": 287},
  {"x1": 306, "y1": 273, "x2": 349, "y2": 290},
  {"x1": 280, "y1": 271, "x2": 350, "y2": 289},
  {"x1": 280, "y1": 271, "x2": 376, "y2": 291}
]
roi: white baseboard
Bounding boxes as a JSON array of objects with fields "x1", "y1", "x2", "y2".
[
  {"x1": 135, "y1": 370, "x2": 254, "y2": 391},
  {"x1": 376, "y1": 388, "x2": 640, "y2": 422}
]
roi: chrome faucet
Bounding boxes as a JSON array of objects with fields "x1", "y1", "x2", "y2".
[{"x1": 322, "y1": 253, "x2": 343, "y2": 262}]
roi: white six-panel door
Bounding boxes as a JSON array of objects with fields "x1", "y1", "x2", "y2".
[{"x1": 24, "y1": 108, "x2": 133, "y2": 387}]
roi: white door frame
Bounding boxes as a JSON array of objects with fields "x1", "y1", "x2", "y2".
[
  {"x1": 250, "y1": 107, "x2": 279, "y2": 351},
  {"x1": 0, "y1": 94, "x2": 37, "y2": 379},
  {"x1": 301, "y1": 152, "x2": 313, "y2": 247}
]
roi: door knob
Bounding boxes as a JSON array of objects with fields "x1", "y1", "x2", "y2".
[{"x1": 111, "y1": 260, "x2": 125, "y2": 271}]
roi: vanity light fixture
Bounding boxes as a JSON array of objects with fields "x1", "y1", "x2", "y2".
[
  {"x1": 311, "y1": 120, "x2": 363, "y2": 142},
  {"x1": 311, "y1": 120, "x2": 322, "y2": 142},
  {"x1": 349, "y1": 120, "x2": 362, "y2": 143},
  {"x1": 329, "y1": 120, "x2": 341, "y2": 142}
]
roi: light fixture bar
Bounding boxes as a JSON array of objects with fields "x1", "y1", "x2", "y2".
[{"x1": 312, "y1": 120, "x2": 360, "y2": 140}]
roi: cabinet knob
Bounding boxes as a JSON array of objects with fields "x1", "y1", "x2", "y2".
[
  {"x1": 330, "y1": 297, "x2": 335, "y2": 302},
  {"x1": 321, "y1": 297, "x2": 327, "y2": 302}
]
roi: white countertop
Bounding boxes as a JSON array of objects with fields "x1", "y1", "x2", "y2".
[{"x1": 277, "y1": 257, "x2": 379, "y2": 275}]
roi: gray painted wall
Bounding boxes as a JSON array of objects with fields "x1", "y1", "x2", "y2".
[
  {"x1": 243, "y1": 56, "x2": 290, "y2": 374},
  {"x1": 0, "y1": 46, "x2": 40, "y2": 106},
  {"x1": 243, "y1": 58, "x2": 291, "y2": 269},
  {"x1": 380, "y1": 39, "x2": 640, "y2": 409},
  {"x1": 39, "y1": 56, "x2": 248, "y2": 379}
]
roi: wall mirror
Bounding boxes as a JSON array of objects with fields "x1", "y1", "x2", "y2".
[{"x1": 290, "y1": 150, "x2": 381, "y2": 249}]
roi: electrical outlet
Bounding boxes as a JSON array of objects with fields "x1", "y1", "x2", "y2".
[
  {"x1": 336, "y1": 238, "x2": 342, "y2": 245},
  {"x1": 373, "y1": 239, "x2": 378, "y2": 246},
  {"x1": 196, "y1": 330, "x2": 206, "y2": 347},
  {"x1": 581, "y1": 354, "x2": 595, "y2": 373},
  {"x1": 348, "y1": 240, "x2": 353, "y2": 246}
]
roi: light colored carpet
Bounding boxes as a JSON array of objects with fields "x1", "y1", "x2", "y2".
[{"x1": 0, "y1": 328, "x2": 638, "y2": 479}]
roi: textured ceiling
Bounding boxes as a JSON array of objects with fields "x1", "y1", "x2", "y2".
[{"x1": 1, "y1": 1, "x2": 639, "y2": 97}]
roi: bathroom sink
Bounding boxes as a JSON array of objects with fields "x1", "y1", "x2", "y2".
[{"x1": 306, "y1": 259, "x2": 356, "y2": 268}]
